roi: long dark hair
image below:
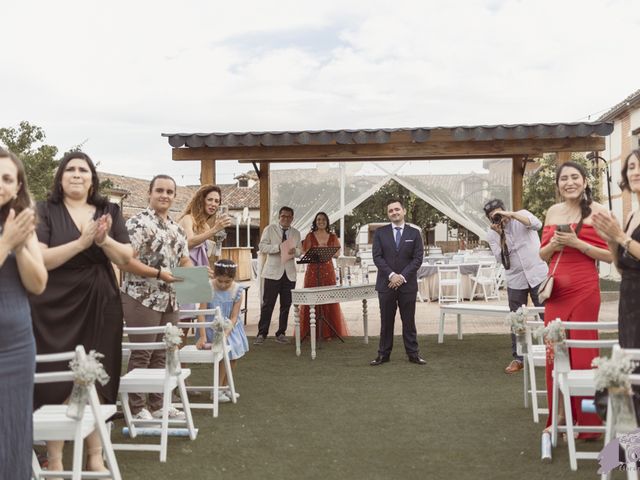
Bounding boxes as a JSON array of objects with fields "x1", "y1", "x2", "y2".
[
  {"x1": 619, "y1": 149, "x2": 640, "y2": 192},
  {"x1": 48, "y1": 151, "x2": 108, "y2": 209},
  {"x1": 0, "y1": 147, "x2": 34, "y2": 225},
  {"x1": 555, "y1": 161, "x2": 592, "y2": 235},
  {"x1": 310, "y1": 211, "x2": 332, "y2": 233}
]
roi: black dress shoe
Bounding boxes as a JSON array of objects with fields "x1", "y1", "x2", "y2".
[
  {"x1": 408, "y1": 355, "x2": 426, "y2": 365},
  {"x1": 370, "y1": 356, "x2": 390, "y2": 366}
]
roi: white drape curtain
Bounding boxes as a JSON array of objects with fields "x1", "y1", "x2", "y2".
[{"x1": 270, "y1": 159, "x2": 512, "y2": 241}]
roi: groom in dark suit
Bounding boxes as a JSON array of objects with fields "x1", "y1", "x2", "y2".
[{"x1": 370, "y1": 199, "x2": 426, "y2": 366}]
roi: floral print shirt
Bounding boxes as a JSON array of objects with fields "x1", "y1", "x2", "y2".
[{"x1": 121, "y1": 207, "x2": 188, "y2": 312}]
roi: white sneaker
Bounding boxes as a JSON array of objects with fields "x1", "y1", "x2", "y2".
[
  {"x1": 132, "y1": 408, "x2": 153, "y2": 421},
  {"x1": 217, "y1": 391, "x2": 231, "y2": 403},
  {"x1": 151, "y1": 406, "x2": 186, "y2": 420}
]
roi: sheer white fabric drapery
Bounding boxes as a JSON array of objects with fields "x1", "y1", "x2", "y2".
[{"x1": 269, "y1": 159, "x2": 512, "y2": 241}]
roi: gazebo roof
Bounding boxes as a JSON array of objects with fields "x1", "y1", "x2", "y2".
[{"x1": 162, "y1": 121, "x2": 612, "y2": 150}]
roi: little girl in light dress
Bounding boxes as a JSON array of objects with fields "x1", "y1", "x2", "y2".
[{"x1": 196, "y1": 259, "x2": 248, "y2": 402}]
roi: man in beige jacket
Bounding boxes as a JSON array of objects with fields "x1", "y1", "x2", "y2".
[{"x1": 255, "y1": 206, "x2": 302, "y2": 344}]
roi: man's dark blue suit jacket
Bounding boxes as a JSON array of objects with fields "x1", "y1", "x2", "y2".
[{"x1": 372, "y1": 223, "x2": 424, "y2": 294}]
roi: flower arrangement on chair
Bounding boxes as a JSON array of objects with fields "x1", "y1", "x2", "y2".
[
  {"x1": 534, "y1": 319, "x2": 567, "y2": 364},
  {"x1": 67, "y1": 350, "x2": 110, "y2": 420},
  {"x1": 210, "y1": 306, "x2": 232, "y2": 353},
  {"x1": 505, "y1": 307, "x2": 527, "y2": 355},
  {"x1": 592, "y1": 350, "x2": 638, "y2": 435},
  {"x1": 164, "y1": 324, "x2": 183, "y2": 375}
]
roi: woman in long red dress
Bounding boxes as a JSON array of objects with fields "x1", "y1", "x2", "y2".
[
  {"x1": 299, "y1": 212, "x2": 349, "y2": 340},
  {"x1": 539, "y1": 161, "x2": 612, "y2": 437}
]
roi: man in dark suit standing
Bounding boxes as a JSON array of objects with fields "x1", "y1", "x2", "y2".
[{"x1": 370, "y1": 199, "x2": 426, "y2": 366}]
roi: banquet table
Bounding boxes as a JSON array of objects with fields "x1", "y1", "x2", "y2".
[{"x1": 292, "y1": 283, "x2": 377, "y2": 359}]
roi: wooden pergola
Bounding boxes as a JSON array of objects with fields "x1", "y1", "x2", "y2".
[{"x1": 163, "y1": 122, "x2": 613, "y2": 232}]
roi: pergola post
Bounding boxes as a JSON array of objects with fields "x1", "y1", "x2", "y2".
[
  {"x1": 259, "y1": 161, "x2": 270, "y2": 232},
  {"x1": 200, "y1": 159, "x2": 216, "y2": 185},
  {"x1": 511, "y1": 156, "x2": 526, "y2": 211},
  {"x1": 556, "y1": 151, "x2": 572, "y2": 165}
]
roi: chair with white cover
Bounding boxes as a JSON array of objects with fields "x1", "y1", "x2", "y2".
[
  {"x1": 114, "y1": 323, "x2": 196, "y2": 462},
  {"x1": 601, "y1": 345, "x2": 640, "y2": 480},
  {"x1": 523, "y1": 316, "x2": 547, "y2": 422},
  {"x1": 437, "y1": 265, "x2": 461, "y2": 303},
  {"x1": 32, "y1": 345, "x2": 121, "y2": 480},
  {"x1": 176, "y1": 306, "x2": 238, "y2": 418},
  {"x1": 469, "y1": 262, "x2": 500, "y2": 302},
  {"x1": 548, "y1": 320, "x2": 618, "y2": 471}
]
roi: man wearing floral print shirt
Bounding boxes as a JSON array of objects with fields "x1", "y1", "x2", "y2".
[{"x1": 119, "y1": 174, "x2": 192, "y2": 420}]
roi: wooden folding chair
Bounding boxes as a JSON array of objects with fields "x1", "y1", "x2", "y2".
[
  {"x1": 113, "y1": 323, "x2": 197, "y2": 462},
  {"x1": 32, "y1": 345, "x2": 121, "y2": 480}
]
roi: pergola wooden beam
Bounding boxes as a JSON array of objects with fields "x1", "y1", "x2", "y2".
[{"x1": 173, "y1": 137, "x2": 605, "y2": 163}]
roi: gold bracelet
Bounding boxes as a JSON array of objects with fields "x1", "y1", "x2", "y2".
[{"x1": 622, "y1": 237, "x2": 632, "y2": 250}]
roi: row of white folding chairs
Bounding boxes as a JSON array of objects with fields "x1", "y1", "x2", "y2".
[{"x1": 518, "y1": 318, "x2": 619, "y2": 472}]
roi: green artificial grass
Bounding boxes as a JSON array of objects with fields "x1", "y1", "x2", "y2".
[{"x1": 113, "y1": 334, "x2": 609, "y2": 480}]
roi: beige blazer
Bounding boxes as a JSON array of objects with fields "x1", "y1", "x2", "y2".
[{"x1": 258, "y1": 223, "x2": 302, "y2": 282}]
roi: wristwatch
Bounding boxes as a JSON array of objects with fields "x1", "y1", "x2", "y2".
[{"x1": 622, "y1": 237, "x2": 633, "y2": 250}]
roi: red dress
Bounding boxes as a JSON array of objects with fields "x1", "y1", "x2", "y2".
[
  {"x1": 541, "y1": 224, "x2": 607, "y2": 434},
  {"x1": 299, "y1": 232, "x2": 349, "y2": 340}
]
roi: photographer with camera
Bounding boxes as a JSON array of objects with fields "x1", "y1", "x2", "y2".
[{"x1": 483, "y1": 199, "x2": 548, "y2": 374}]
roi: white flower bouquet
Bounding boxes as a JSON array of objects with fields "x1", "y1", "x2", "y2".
[
  {"x1": 534, "y1": 319, "x2": 567, "y2": 363},
  {"x1": 66, "y1": 350, "x2": 109, "y2": 420},
  {"x1": 592, "y1": 350, "x2": 636, "y2": 391},
  {"x1": 505, "y1": 307, "x2": 527, "y2": 335},
  {"x1": 163, "y1": 324, "x2": 183, "y2": 375},
  {"x1": 211, "y1": 306, "x2": 232, "y2": 352}
]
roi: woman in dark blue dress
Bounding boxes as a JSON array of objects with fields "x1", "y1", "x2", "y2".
[{"x1": 0, "y1": 148, "x2": 47, "y2": 479}]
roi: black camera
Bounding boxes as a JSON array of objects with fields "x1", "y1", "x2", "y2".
[{"x1": 491, "y1": 213, "x2": 504, "y2": 224}]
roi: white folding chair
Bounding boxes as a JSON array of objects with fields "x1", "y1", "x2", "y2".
[
  {"x1": 601, "y1": 345, "x2": 640, "y2": 480},
  {"x1": 549, "y1": 320, "x2": 618, "y2": 471},
  {"x1": 523, "y1": 317, "x2": 547, "y2": 422},
  {"x1": 176, "y1": 308, "x2": 238, "y2": 418},
  {"x1": 437, "y1": 265, "x2": 460, "y2": 303},
  {"x1": 32, "y1": 346, "x2": 121, "y2": 480},
  {"x1": 114, "y1": 323, "x2": 197, "y2": 462},
  {"x1": 469, "y1": 262, "x2": 500, "y2": 302}
]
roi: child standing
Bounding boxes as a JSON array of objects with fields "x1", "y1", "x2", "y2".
[{"x1": 195, "y1": 259, "x2": 248, "y2": 402}]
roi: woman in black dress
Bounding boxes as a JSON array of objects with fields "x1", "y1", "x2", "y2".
[
  {"x1": 593, "y1": 149, "x2": 640, "y2": 418},
  {"x1": 0, "y1": 148, "x2": 47, "y2": 479},
  {"x1": 29, "y1": 151, "x2": 132, "y2": 474}
]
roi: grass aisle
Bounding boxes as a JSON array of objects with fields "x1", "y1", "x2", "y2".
[{"x1": 116, "y1": 334, "x2": 601, "y2": 479}]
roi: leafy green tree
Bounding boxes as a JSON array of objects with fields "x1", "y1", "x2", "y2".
[
  {"x1": 0, "y1": 121, "x2": 58, "y2": 200},
  {"x1": 523, "y1": 153, "x2": 602, "y2": 224}
]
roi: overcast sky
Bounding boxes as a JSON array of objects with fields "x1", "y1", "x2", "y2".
[{"x1": 2, "y1": 0, "x2": 638, "y2": 185}]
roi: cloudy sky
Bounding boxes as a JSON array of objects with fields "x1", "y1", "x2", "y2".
[{"x1": 2, "y1": 0, "x2": 638, "y2": 184}]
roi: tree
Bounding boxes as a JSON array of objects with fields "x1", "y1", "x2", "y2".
[
  {"x1": 0, "y1": 121, "x2": 58, "y2": 200},
  {"x1": 523, "y1": 153, "x2": 602, "y2": 225}
]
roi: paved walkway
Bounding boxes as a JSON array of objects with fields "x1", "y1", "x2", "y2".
[{"x1": 241, "y1": 275, "x2": 619, "y2": 339}]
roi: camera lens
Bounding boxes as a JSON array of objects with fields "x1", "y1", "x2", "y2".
[{"x1": 492, "y1": 213, "x2": 503, "y2": 224}]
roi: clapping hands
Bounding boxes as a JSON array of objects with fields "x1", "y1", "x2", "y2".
[
  {"x1": 94, "y1": 214, "x2": 112, "y2": 246},
  {"x1": 592, "y1": 211, "x2": 623, "y2": 243},
  {"x1": 1, "y1": 208, "x2": 35, "y2": 252}
]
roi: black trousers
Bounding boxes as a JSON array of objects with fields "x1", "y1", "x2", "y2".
[
  {"x1": 507, "y1": 283, "x2": 544, "y2": 362},
  {"x1": 377, "y1": 289, "x2": 419, "y2": 357},
  {"x1": 258, "y1": 273, "x2": 296, "y2": 337}
]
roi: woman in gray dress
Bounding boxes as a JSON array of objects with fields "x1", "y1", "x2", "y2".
[{"x1": 0, "y1": 147, "x2": 47, "y2": 479}]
